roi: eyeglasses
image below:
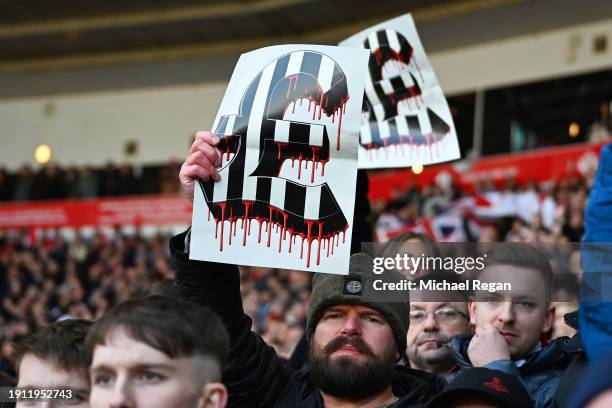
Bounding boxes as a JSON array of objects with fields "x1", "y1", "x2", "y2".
[{"x1": 409, "y1": 308, "x2": 469, "y2": 324}]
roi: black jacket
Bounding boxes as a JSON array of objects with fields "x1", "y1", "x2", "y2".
[{"x1": 171, "y1": 231, "x2": 444, "y2": 408}]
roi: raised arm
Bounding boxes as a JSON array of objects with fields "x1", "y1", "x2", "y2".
[{"x1": 172, "y1": 131, "x2": 290, "y2": 407}]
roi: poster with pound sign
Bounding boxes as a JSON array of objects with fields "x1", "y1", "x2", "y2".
[
  {"x1": 340, "y1": 13, "x2": 461, "y2": 169},
  {"x1": 190, "y1": 44, "x2": 369, "y2": 274}
]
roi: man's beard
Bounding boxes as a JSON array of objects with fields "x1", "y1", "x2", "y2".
[{"x1": 309, "y1": 336, "x2": 396, "y2": 401}]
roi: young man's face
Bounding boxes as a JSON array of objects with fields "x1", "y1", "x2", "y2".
[
  {"x1": 17, "y1": 353, "x2": 90, "y2": 407},
  {"x1": 406, "y1": 300, "x2": 470, "y2": 373},
  {"x1": 89, "y1": 329, "x2": 226, "y2": 408},
  {"x1": 469, "y1": 265, "x2": 554, "y2": 360},
  {"x1": 309, "y1": 304, "x2": 398, "y2": 400}
]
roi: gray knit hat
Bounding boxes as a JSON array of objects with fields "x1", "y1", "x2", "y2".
[{"x1": 306, "y1": 253, "x2": 410, "y2": 355}]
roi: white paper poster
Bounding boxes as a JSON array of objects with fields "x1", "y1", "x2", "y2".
[
  {"x1": 340, "y1": 13, "x2": 461, "y2": 169},
  {"x1": 190, "y1": 44, "x2": 369, "y2": 274}
]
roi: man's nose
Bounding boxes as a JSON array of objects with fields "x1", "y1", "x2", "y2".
[
  {"x1": 109, "y1": 378, "x2": 135, "y2": 408},
  {"x1": 497, "y1": 302, "x2": 515, "y2": 323},
  {"x1": 340, "y1": 312, "x2": 363, "y2": 337},
  {"x1": 422, "y1": 311, "x2": 440, "y2": 332}
]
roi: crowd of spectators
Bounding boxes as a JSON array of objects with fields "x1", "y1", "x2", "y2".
[
  {"x1": 372, "y1": 174, "x2": 590, "y2": 247},
  {"x1": 0, "y1": 167, "x2": 588, "y2": 381},
  {"x1": 0, "y1": 161, "x2": 182, "y2": 202},
  {"x1": 0, "y1": 226, "x2": 310, "y2": 377}
]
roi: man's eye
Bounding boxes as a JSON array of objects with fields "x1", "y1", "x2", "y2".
[
  {"x1": 516, "y1": 301, "x2": 535, "y2": 309},
  {"x1": 93, "y1": 374, "x2": 113, "y2": 386},
  {"x1": 409, "y1": 312, "x2": 425, "y2": 321},
  {"x1": 140, "y1": 371, "x2": 164, "y2": 383},
  {"x1": 365, "y1": 315, "x2": 382, "y2": 324},
  {"x1": 482, "y1": 296, "x2": 500, "y2": 304},
  {"x1": 325, "y1": 313, "x2": 341, "y2": 320},
  {"x1": 65, "y1": 392, "x2": 89, "y2": 406}
]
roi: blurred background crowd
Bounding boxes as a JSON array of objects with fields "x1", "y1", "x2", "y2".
[
  {"x1": 0, "y1": 161, "x2": 182, "y2": 201},
  {"x1": 0, "y1": 166, "x2": 586, "y2": 376}
]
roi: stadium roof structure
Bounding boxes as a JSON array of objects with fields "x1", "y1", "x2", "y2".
[{"x1": 0, "y1": 0, "x2": 610, "y2": 74}]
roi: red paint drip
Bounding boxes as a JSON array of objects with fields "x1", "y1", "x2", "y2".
[
  {"x1": 209, "y1": 201, "x2": 349, "y2": 268},
  {"x1": 283, "y1": 213, "x2": 288, "y2": 239},
  {"x1": 286, "y1": 74, "x2": 298, "y2": 98},
  {"x1": 277, "y1": 142, "x2": 286, "y2": 160},
  {"x1": 310, "y1": 146, "x2": 319, "y2": 182},
  {"x1": 300, "y1": 233, "x2": 304, "y2": 259},
  {"x1": 317, "y1": 89, "x2": 324, "y2": 120},
  {"x1": 305, "y1": 221, "x2": 314, "y2": 267},
  {"x1": 336, "y1": 102, "x2": 344, "y2": 151},
  {"x1": 267, "y1": 206, "x2": 273, "y2": 247},
  {"x1": 228, "y1": 207, "x2": 233, "y2": 246},
  {"x1": 279, "y1": 213, "x2": 288, "y2": 253},
  {"x1": 215, "y1": 215, "x2": 219, "y2": 239},
  {"x1": 243, "y1": 201, "x2": 252, "y2": 246},
  {"x1": 218, "y1": 203, "x2": 226, "y2": 251},
  {"x1": 316, "y1": 222, "x2": 323, "y2": 265},
  {"x1": 297, "y1": 153, "x2": 303, "y2": 180},
  {"x1": 257, "y1": 218, "x2": 263, "y2": 243}
]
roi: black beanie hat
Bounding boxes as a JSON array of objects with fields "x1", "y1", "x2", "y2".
[{"x1": 306, "y1": 253, "x2": 410, "y2": 356}]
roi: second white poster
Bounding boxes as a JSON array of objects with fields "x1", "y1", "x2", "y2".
[{"x1": 340, "y1": 13, "x2": 461, "y2": 169}]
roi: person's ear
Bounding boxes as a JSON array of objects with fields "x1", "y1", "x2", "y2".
[
  {"x1": 468, "y1": 299, "x2": 477, "y2": 325},
  {"x1": 201, "y1": 382, "x2": 228, "y2": 408},
  {"x1": 541, "y1": 303, "x2": 555, "y2": 334}
]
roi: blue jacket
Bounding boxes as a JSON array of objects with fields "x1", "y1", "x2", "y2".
[
  {"x1": 451, "y1": 335, "x2": 579, "y2": 408},
  {"x1": 581, "y1": 143, "x2": 612, "y2": 360}
]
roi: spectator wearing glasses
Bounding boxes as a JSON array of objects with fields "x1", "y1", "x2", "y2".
[{"x1": 406, "y1": 274, "x2": 472, "y2": 379}]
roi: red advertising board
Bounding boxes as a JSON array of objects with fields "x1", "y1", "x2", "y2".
[
  {"x1": 368, "y1": 142, "x2": 608, "y2": 201},
  {"x1": 0, "y1": 196, "x2": 192, "y2": 229}
]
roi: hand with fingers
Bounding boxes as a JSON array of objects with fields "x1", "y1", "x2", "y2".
[
  {"x1": 467, "y1": 323, "x2": 511, "y2": 367},
  {"x1": 180, "y1": 131, "x2": 223, "y2": 202}
]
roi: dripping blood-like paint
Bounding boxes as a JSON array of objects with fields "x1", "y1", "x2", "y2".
[{"x1": 207, "y1": 200, "x2": 349, "y2": 268}]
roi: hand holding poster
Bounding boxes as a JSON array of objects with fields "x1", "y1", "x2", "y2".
[
  {"x1": 190, "y1": 45, "x2": 369, "y2": 274},
  {"x1": 340, "y1": 13, "x2": 461, "y2": 169}
]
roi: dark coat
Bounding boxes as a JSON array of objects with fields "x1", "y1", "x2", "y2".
[
  {"x1": 170, "y1": 231, "x2": 444, "y2": 408},
  {"x1": 451, "y1": 334, "x2": 580, "y2": 408}
]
